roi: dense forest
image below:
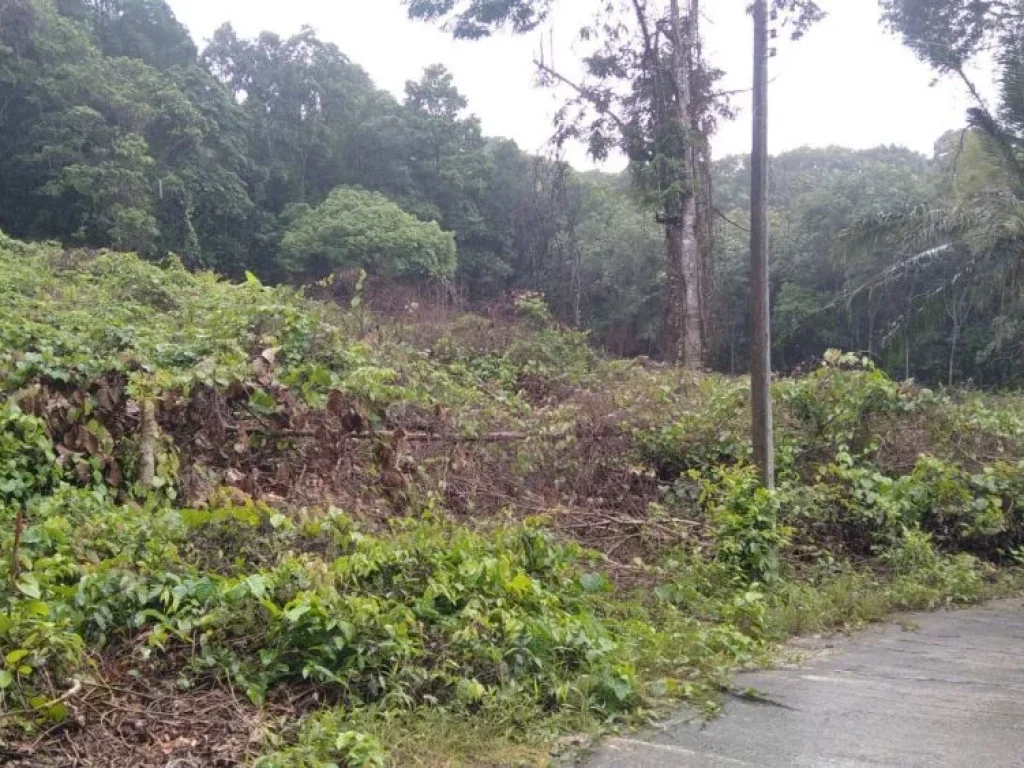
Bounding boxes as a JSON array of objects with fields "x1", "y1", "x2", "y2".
[{"x1": 1, "y1": 0, "x2": 1022, "y2": 385}]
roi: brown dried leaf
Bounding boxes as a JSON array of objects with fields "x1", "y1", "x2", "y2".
[
  {"x1": 15, "y1": 384, "x2": 42, "y2": 415},
  {"x1": 274, "y1": 463, "x2": 291, "y2": 485},
  {"x1": 106, "y1": 460, "x2": 123, "y2": 488},
  {"x1": 326, "y1": 389, "x2": 348, "y2": 418},
  {"x1": 225, "y1": 379, "x2": 249, "y2": 400}
]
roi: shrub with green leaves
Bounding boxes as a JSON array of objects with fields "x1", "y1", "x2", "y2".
[
  {"x1": 698, "y1": 465, "x2": 790, "y2": 585},
  {"x1": 0, "y1": 403, "x2": 60, "y2": 507}
]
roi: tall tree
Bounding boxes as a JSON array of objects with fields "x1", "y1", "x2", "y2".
[
  {"x1": 405, "y1": 0, "x2": 718, "y2": 367},
  {"x1": 837, "y1": 0, "x2": 1024, "y2": 384}
]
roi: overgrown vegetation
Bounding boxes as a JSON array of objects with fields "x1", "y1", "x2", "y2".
[{"x1": 1, "y1": 236, "x2": 1023, "y2": 766}]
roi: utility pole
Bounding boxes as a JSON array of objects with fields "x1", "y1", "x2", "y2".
[{"x1": 750, "y1": 0, "x2": 775, "y2": 489}]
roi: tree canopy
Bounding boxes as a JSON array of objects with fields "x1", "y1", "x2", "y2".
[
  {"x1": 279, "y1": 187, "x2": 458, "y2": 280},
  {"x1": 0, "y1": 0, "x2": 1023, "y2": 385}
]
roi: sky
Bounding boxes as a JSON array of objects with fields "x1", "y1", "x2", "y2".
[{"x1": 167, "y1": 0, "x2": 987, "y2": 170}]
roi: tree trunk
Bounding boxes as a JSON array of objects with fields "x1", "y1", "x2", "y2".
[
  {"x1": 662, "y1": 0, "x2": 706, "y2": 369},
  {"x1": 904, "y1": 328, "x2": 911, "y2": 381},
  {"x1": 867, "y1": 288, "x2": 875, "y2": 357},
  {"x1": 947, "y1": 291, "x2": 965, "y2": 388},
  {"x1": 138, "y1": 398, "x2": 158, "y2": 489},
  {"x1": 664, "y1": 222, "x2": 687, "y2": 364},
  {"x1": 948, "y1": 320, "x2": 959, "y2": 388},
  {"x1": 679, "y1": 193, "x2": 703, "y2": 366}
]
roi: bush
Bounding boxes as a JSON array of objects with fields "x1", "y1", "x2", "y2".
[
  {"x1": 0, "y1": 403, "x2": 61, "y2": 507},
  {"x1": 1, "y1": 236, "x2": 1023, "y2": 763},
  {"x1": 278, "y1": 187, "x2": 457, "y2": 281},
  {"x1": 699, "y1": 465, "x2": 789, "y2": 585}
]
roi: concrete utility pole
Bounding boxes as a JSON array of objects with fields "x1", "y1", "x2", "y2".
[{"x1": 750, "y1": 0, "x2": 775, "y2": 489}]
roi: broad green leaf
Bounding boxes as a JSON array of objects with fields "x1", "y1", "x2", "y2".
[{"x1": 16, "y1": 576, "x2": 41, "y2": 599}]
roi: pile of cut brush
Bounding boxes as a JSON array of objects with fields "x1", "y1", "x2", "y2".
[{"x1": 1, "y1": 234, "x2": 1023, "y2": 766}]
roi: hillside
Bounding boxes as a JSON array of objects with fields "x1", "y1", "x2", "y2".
[{"x1": 1, "y1": 234, "x2": 1024, "y2": 765}]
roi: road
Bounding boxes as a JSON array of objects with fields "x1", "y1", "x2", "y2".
[{"x1": 588, "y1": 599, "x2": 1024, "y2": 767}]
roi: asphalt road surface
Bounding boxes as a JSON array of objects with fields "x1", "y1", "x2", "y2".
[{"x1": 588, "y1": 599, "x2": 1024, "y2": 767}]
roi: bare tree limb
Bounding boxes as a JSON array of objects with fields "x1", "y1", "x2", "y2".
[{"x1": 533, "y1": 60, "x2": 631, "y2": 134}]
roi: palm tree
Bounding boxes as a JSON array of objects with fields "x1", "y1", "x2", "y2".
[{"x1": 836, "y1": 39, "x2": 1024, "y2": 385}]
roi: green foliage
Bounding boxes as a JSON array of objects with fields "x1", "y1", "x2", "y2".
[
  {"x1": 0, "y1": 403, "x2": 60, "y2": 506},
  {"x1": 0, "y1": 236, "x2": 1022, "y2": 763},
  {"x1": 776, "y1": 351, "x2": 903, "y2": 461},
  {"x1": 635, "y1": 376, "x2": 750, "y2": 475},
  {"x1": 256, "y1": 716, "x2": 387, "y2": 768},
  {"x1": 699, "y1": 465, "x2": 789, "y2": 585},
  {"x1": 512, "y1": 290, "x2": 554, "y2": 329},
  {"x1": 2, "y1": 0, "x2": 1024, "y2": 385},
  {"x1": 278, "y1": 187, "x2": 457, "y2": 281}
]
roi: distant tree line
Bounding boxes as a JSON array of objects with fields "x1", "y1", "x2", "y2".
[{"x1": 1, "y1": 0, "x2": 1023, "y2": 386}]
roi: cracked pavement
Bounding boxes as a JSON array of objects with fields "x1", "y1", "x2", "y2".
[{"x1": 588, "y1": 599, "x2": 1024, "y2": 767}]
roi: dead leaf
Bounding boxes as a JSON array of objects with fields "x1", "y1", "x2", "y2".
[
  {"x1": 234, "y1": 424, "x2": 249, "y2": 454},
  {"x1": 274, "y1": 463, "x2": 291, "y2": 485},
  {"x1": 225, "y1": 379, "x2": 249, "y2": 400},
  {"x1": 326, "y1": 389, "x2": 347, "y2": 417},
  {"x1": 106, "y1": 460, "x2": 123, "y2": 488},
  {"x1": 73, "y1": 460, "x2": 91, "y2": 484}
]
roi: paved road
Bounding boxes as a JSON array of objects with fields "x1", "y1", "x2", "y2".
[{"x1": 589, "y1": 599, "x2": 1024, "y2": 767}]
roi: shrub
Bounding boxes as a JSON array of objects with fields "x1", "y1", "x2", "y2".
[{"x1": 699, "y1": 465, "x2": 790, "y2": 585}]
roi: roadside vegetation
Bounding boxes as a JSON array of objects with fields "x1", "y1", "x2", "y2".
[{"x1": 1, "y1": 235, "x2": 1023, "y2": 766}]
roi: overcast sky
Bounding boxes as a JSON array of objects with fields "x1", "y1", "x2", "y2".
[{"x1": 168, "y1": 0, "x2": 985, "y2": 170}]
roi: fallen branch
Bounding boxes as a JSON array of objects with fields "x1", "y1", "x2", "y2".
[
  {"x1": 43, "y1": 678, "x2": 84, "y2": 709},
  {"x1": 289, "y1": 428, "x2": 534, "y2": 443},
  {"x1": 0, "y1": 679, "x2": 83, "y2": 721}
]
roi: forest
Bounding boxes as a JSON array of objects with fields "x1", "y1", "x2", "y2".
[
  {"x1": 1, "y1": 0, "x2": 1021, "y2": 384},
  {"x1": 2, "y1": 0, "x2": 1024, "y2": 766}
]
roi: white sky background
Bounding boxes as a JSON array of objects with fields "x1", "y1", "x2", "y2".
[{"x1": 168, "y1": 0, "x2": 988, "y2": 170}]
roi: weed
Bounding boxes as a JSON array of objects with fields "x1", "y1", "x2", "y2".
[{"x1": 1, "y1": 235, "x2": 1023, "y2": 765}]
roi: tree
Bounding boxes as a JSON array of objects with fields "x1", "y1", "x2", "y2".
[
  {"x1": 836, "y1": 0, "x2": 1024, "y2": 384},
  {"x1": 405, "y1": 1, "x2": 824, "y2": 367},
  {"x1": 203, "y1": 24, "x2": 380, "y2": 211},
  {"x1": 405, "y1": 0, "x2": 718, "y2": 367},
  {"x1": 278, "y1": 186, "x2": 457, "y2": 281},
  {"x1": 56, "y1": 0, "x2": 198, "y2": 70},
  {"x1": 401, "y1": 65, "x2": 495, "y2": 283}
]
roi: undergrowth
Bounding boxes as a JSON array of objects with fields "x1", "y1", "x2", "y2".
[{"x1": 1, "y1": 235, "x2": 1023, "y2": 766}]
